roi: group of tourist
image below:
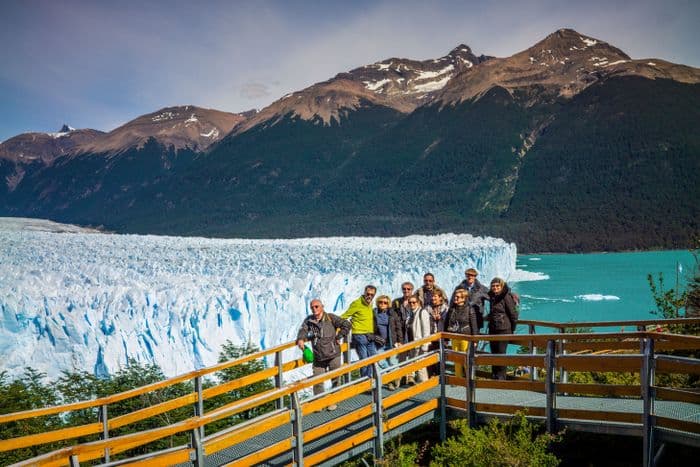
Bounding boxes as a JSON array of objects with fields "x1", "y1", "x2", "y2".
[{"x1": 295, "y1": 268, "x2": 519, "y2": 410}]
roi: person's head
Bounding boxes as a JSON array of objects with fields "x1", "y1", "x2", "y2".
[
  {"x1": 490, "y1": 277, "x2": 506, "y2": 295},
  {"x1": 407, "y1": 295, "x2": 422, "y2": 310},
  {"x1": 401, "y1": 281, "x2": 414, "y2": 298},
  {"x1": 465, "y1": 268, "x2": 478, "y2": 285},
  {"x1": 454, "y1": 288, "x2": 468, "y2": 305},
  {"x1": 376, "y1": 295, "x2": 391, "y2": 310},
  {"x1": 363, "y1": 285, "x2": 377, "y2": 304},
  {"x1": 423, "y1": 273, "x2": 435, "y2": 290},
  {"x1": 431, "y1": 292, "x2": 444, "y2": 307},
  {"x1": 309, "y1": 299, "x2": 325, "y2": 320}
]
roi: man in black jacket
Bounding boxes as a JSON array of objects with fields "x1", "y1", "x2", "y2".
[
  {"x1": 454, "y1": 268, "x2": 489, "y2": 330},
  {"x1": 296, "y1": 299, "x2": 351, "y2": 407}
]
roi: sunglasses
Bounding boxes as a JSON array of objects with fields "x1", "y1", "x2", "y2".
[
  {"x1": 377, "y1": 300, "x2": 389, "y2": 305},
  {"x1": 408, "y1": 300, "x2": 418, "y2": 304},
  {"x1": 402, "y1": 287, "x2": 413, "y2": 291}
]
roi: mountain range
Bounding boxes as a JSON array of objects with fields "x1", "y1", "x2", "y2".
[{"x1": 1, "y1": 28, "x2": 698, "y2": 252}]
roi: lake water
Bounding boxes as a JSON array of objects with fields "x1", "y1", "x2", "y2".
[{"x1": 511, "y1": 250, "x2": 696, "y2": 329}]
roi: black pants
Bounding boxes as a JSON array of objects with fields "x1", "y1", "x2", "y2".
[{"x1": 489, "y1": 333, "x2": 509, "y2": 380}]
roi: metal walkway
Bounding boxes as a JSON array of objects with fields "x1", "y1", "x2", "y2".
[{"x1": 182, "y1": 380, "x2": 700, "y2": 466}]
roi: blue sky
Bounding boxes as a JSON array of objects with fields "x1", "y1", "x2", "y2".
[{"x1": 1, "y1": 0, "x2": 698, "y2": 142}]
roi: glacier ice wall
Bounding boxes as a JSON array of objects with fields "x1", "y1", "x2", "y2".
[{"x1": 0, "y1": 218, "x2": 517, "y2": 379}]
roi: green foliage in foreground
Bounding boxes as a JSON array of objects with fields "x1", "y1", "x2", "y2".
[
  {"x1": 371, "y1": 413, "x2": 561, "y2": 467},
  {"x1": 431, "y1": 413, "x2": 561, "y2": 467}
]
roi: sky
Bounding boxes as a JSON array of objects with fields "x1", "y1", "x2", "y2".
[{"x1": 1, "y1": 0, "x2": 698, "y2": 142}]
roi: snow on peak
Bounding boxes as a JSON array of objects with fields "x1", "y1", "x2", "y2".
[
  {"x1": 363, "y1": 78, "x2": 392, "y2": 92},
  {"x1": 413, "y1": 75, "x2": 452, "y2": 93},
  {"x1": 151, "y1": 111, "x2": 177, "y2": 122},
  {"x1": 0, "y1": 221, "x2": 517, "y2": 379},
  {"x1": 200, "y1": 128, "x2": 219, "y2": 138},
  {"x1": 580, "y1": 36, "x2": 598, "y2": 47},
  {"x1": 45, "y1": 124, "x2": 76, "y2": 138},
  {"x1": 414, "y1": 64, "x2": 455, "y2": 80},
  {"x1": 374, "y1": 62, "x2": 392, "y2": 71}
]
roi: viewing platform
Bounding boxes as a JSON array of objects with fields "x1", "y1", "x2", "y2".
[{"x1": 1, "y1": 318, "x2": 699, "y2": 466}]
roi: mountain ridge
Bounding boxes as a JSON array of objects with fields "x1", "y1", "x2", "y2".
[{"x1": 1, "y1": 28, "x2": 698, "y2": 252}]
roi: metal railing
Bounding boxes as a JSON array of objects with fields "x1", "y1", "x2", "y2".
[{"x1": 2, "y1": 317, "x2": 699, "y2": 467}]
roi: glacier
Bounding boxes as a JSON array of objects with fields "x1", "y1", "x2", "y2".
[{"x1": 0, "y1": 218, "x2": 517, "y2": 380}]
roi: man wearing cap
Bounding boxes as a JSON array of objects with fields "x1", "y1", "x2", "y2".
[
  {"x1": 297, "y1": 299, "x2": 351, "y2": 405},
  {"x1": 454, "y1": 268, "x2": 490, "y2": 330}
]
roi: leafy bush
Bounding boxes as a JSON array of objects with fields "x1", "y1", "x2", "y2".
[{"x1": 430, "y1": 412, "x2": 560, "y2": 467}]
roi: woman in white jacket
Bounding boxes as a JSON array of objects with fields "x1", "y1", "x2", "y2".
[{"x1": 408, "y1": 296, "x2": 432, "y2": 382}]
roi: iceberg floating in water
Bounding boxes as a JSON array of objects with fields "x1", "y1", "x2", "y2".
[
  {"x1": 0, "y1": 218, "x2": 517, "y2": 379},
  {"x1": 575, "y1": 294, "x2": 621, "y2": 301}
]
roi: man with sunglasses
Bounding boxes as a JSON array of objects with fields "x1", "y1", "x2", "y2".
[
  {"x1": 391, "y1": 281, "x2": 416, "y2": 385},
  {"x1": 454, "y1": 268, "x2": 489, "y2": 330},
  {"x1": 296, "y1": 299, "x2": 351, "y2": 407},
  {"x1": 341, "y1": 285, "x2": 378, "y2": 378}
]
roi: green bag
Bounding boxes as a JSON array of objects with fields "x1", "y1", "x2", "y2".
[{"x1": 302, "y1": 344, "x2": 314, "y2": 363}]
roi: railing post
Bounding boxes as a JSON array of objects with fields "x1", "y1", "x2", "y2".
[
  {"x1": 545, "y1": 339, "x2": 556, "y2": 433},
  {"x1": 439, "y1": 338, "x2": 447, "y2": 441},
  {"x1": 69, "y1": 455, "x2": 80, "y2": 467},
  {"x1": 466, "y1": 340, "x2": 477, "y2": 428},
  {"x1": 642, "y1": 337, "x2": 655, "y2": 467},
  {"x1": 558, "y1": 328, "x2": 567, "y2": 384},
  {"x1": 191, "y1": 423, "x2": 204, "y2": 467},
  {"x1": 343, "y1": 340, "x2": 352, "y2": 384},
  {"x1": 529, "y1": 324, "x2": 538, "y2": 381},
  {"x1": 638, "y1": 325, "x2": 646, "y2": 353},
  {"x1": 372, "y1": 362, "x2": 384, "y2": 461},
  {"x1": 291, "y1": 392, "x2": 304, "y2": 467},
  {"x1": 275, "y1": 350, "x2": 285, "y2": 409},
  {"x1": 193, "y1": 375, "x2": 204, "y2": 439},
  {"x1": 99, "y1": 404, "x2": 110, "y2": 463}
]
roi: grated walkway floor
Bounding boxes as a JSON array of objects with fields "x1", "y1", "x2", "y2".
[{"x1": 176, "y1": 382, "x2": 699, "y2": 466}]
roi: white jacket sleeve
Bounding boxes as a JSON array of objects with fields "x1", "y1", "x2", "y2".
[{"x1": 418, "y1": 308, "x2": 431, "y2": 352}]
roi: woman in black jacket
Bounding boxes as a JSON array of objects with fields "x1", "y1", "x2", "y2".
[
  {"x1": 446, "y1": 288, "x2": 479, "y2": 378},
  {"x1": 487, "y1": 277, "x2": 518, "y2": 380},
  {"x1": 374, "y1": 294, "x2": 403, "y2": 390}
]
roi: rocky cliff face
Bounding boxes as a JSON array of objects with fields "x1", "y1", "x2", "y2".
[{"x1": 437, "y1": 29, "x2": 700, "y2": 105}]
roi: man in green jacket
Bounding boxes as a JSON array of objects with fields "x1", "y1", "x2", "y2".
[{"x1": 342, "y1": 285, "x2": 377, "y2": 378}]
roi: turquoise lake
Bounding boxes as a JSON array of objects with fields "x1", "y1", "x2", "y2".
[{"x1": 511, "y1": 250, "x2": 696, "y2": 329}]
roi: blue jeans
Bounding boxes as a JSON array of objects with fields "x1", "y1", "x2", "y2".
[{"x1": 352, "y1": 334, "x2": 377, "y2": 378}]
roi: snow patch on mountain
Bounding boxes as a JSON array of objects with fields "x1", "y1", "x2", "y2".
[
  {"x1": 0, "y1": 219, "x2": 518, "y2": 379},
  {"x1": 363, "y1": 78, "x2": 392, "y2": 92},
  {"x1": 580, "y1": 37, "x2": 598, "y2": 47}
]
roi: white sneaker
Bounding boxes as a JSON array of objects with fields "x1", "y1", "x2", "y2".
[{"x1": 327, "y1": 404, "x2": 338, "y2": 411}]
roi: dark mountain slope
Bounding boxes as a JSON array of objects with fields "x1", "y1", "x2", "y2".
[
  {"x1": 116, "y1": 103, "x2": 406, "y2": 236},
  {"x1": 503, "y1": 77, "x2": 700, "y2": 252}
]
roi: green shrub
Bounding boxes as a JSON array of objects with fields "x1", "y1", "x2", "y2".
[{"x1": 430, "y1": 412, "x2": 560, "y2": 467}]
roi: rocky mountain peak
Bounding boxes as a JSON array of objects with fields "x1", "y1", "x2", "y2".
[
  {"x1": 437, "y1": 28, "x2": 700, "y2": 106},
  {"x1": 232, "y1": 44, "x2": 487, "y2": 135},
  {"x1": 77, "y1": 105, "x2": 248, "y2": 155},
  {"x1": 0, "y1": 127, "x2": 104, "y2": 166}
]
